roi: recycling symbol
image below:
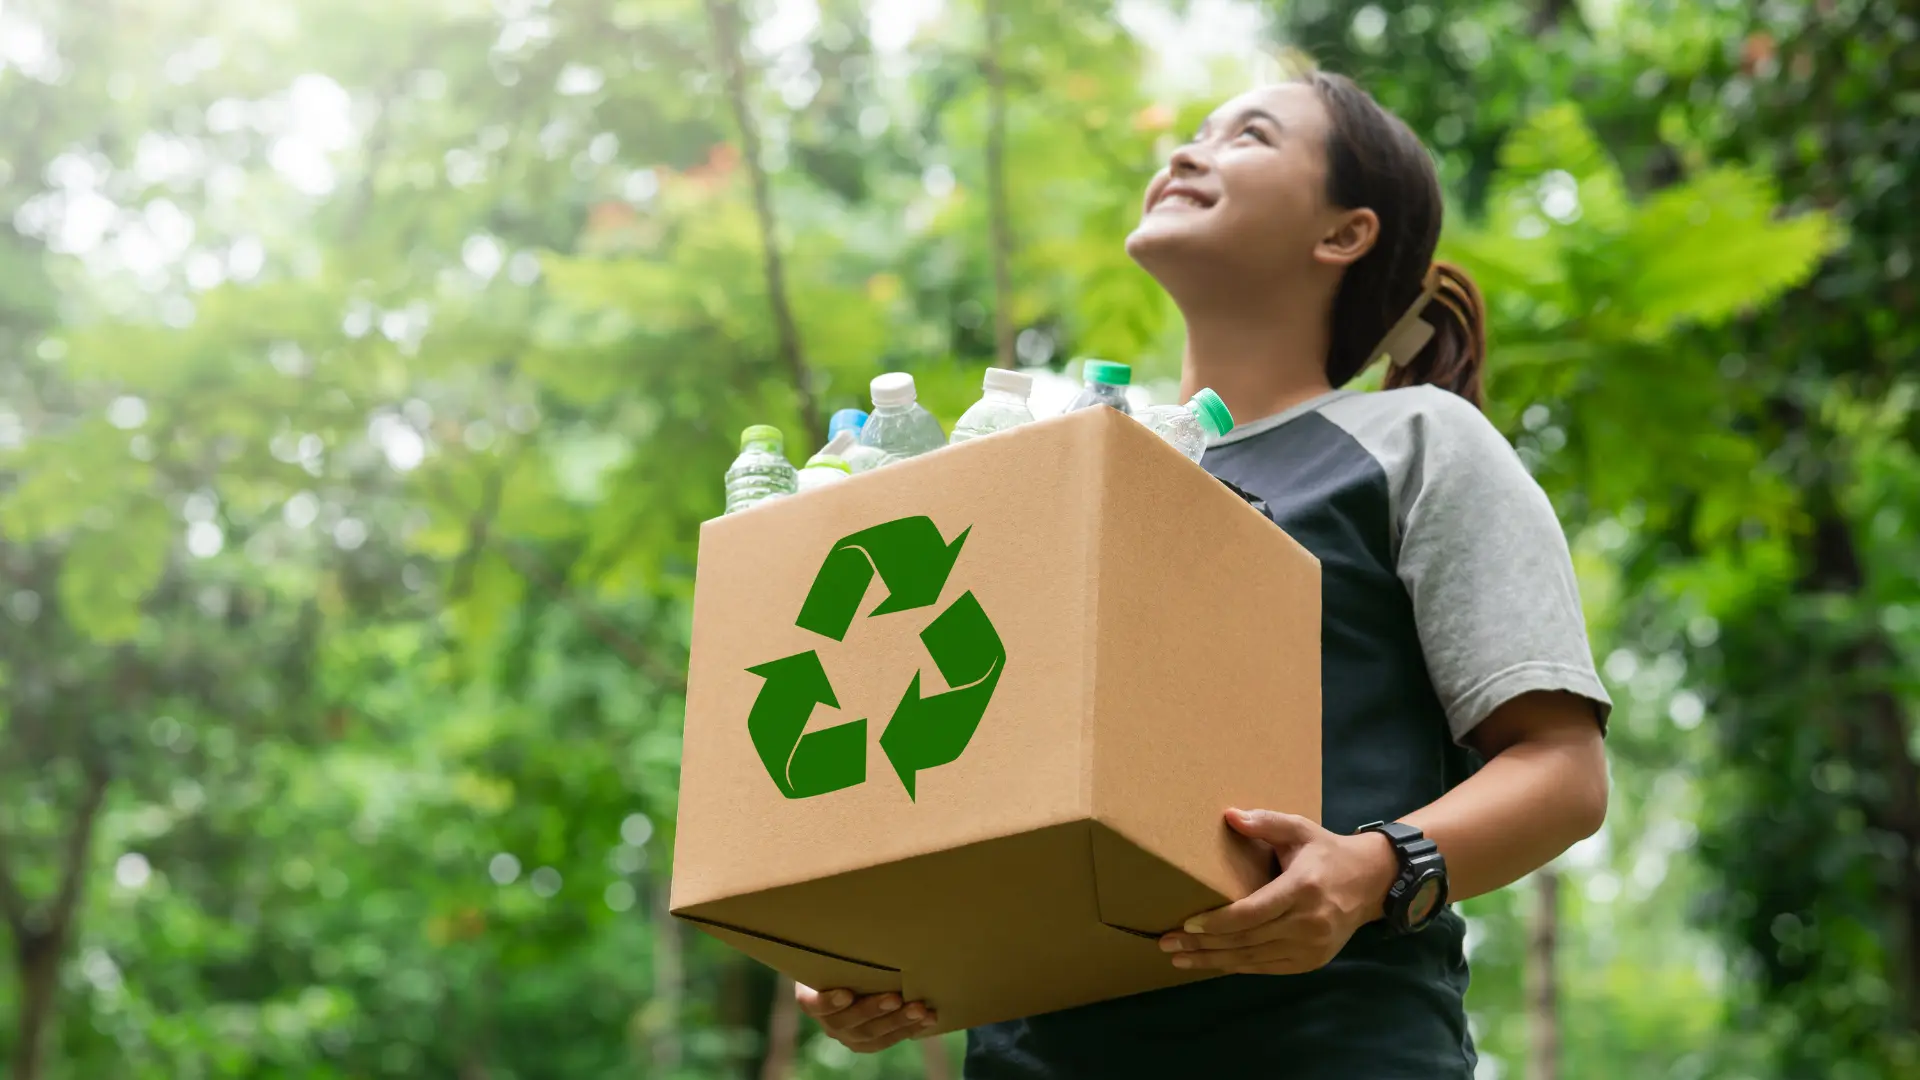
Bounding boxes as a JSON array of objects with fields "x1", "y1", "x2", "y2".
[{"x1": 745, "y1": 516, "x2": 1005, "y2": 801}]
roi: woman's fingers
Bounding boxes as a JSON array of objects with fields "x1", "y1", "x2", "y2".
[
  {"x1": 1159, "y1": 917, "x2": 1308, "y2": 954},
  {"x1": 846, "y1": 1017, "x2": 941, "y2": 1053},
  {"x1": 846, "y1": 996, "x2": 935, "y2": 1042},
  {"x1": 1181, "y1": 870, "x2": 1310, "y2": 936},
  {"x1": 794, "y1": 985, "x2": 938, "y2": 1052},
  {"x1": 1165, "y1": 938, "x2": 1298, "y2": 972},
  {"x1": 795, "y1": 983, "x2": 855, "y2": 1019}
]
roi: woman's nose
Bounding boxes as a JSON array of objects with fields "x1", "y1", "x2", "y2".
[{"x1": 1169, "y1": 143, "x2": 1210, "y2": 178}]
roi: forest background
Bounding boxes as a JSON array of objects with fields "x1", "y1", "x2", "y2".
[{"x1": 3, "y1": 1, "x2": 1918, "y2": 1078}]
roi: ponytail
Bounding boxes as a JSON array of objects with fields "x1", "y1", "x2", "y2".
[
  {"x1": 1307, "y1": 71, "x2": 1490, "y2": 411},
  {"x1": 1380, "y1": 261, "x2": 1488, "y2": 409}
]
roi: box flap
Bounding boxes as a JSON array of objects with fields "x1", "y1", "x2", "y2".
[
  {"x1": 675, "y1": 913, "x2": 903, "y2": 997},
  {"x1": 1088, "y1": 819, "x2": 1243, "y2": 937}
]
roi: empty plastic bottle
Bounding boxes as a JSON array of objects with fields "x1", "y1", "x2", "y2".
[
  {"x1": 723, "y1": 425, "x2": 798, "y2": 514},
  {"x1": 857, "y1": 372, "x2": 947, "y2": 466},
  {"x1": 1135, "y1": 388, "x2": 1235, "y2": 463},
  {"x1": 950, "y1": 368, "x2": 1038, "y2": 445},
  {"x1": 1063, "y1": 360, "x2": 1134, "y2": 415},
  {"x1": 796, "y1": 454, "x2": 852, "y2": 493},
  {"x1": 826, "y1": 407, "x2": 888, "y2": 474},
  {"x1": 828, "y1": 408, "x2": 867, "y2": 441},
  {"x1": 812, "y1": 428, "x2": 857, "y2": 460}
]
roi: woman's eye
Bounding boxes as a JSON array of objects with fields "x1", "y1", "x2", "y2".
[{"x1": 1237, "y1": 125, "x2": 1270, "y2": 144}]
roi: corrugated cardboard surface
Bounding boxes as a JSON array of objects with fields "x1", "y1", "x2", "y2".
[
  {"x1": 671, "y1": 407, "x2": 1321, "y2": 1033},
  {"x1": 1088, "y1": 414, "x2": 1322, "y2": 931}
]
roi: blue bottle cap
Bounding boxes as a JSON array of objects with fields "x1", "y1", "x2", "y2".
[{"x1": 828, "y1": 408, "x2": 869, "y2": 438}]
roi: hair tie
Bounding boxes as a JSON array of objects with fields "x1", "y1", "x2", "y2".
[{"x1": 1364, "y1": 264, "x2": 1441, "y2": 373}]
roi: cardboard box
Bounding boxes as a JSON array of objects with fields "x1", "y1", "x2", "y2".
[{"x1": 669, "y1": 406, "x2": 1321, "y2": 1034}]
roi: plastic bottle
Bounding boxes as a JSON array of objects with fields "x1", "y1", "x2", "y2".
[
  {"x1": 1135, "y1": 388, "x2": 1235, "y2": 463},
  {"x1": 723, "y1": 425, "x2": 798, "y2": 514},
  {"x1": 796, "y1": 454, "x2": 852, "y2": 493},
  {"x1": 828, "y1": 408, "x2": 867, "y2": 442},
  {"x1": 857, "y1": 372, "x2": 947, "y2": 466},
  {"x1": 950, "y1": 368, "x2": 1038, "y2": 445},
  {"x1": 812, "y1": 428, "x2": 858, "y2": 461},
  {"x1": 1063, "y1": 360, "x2": 1134, "y2": 415},
  {"x1": 825, "y1": 408, "x2": 888, "y2": 474}
]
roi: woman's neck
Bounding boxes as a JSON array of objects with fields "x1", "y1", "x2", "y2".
[{"x1": 1175, "y1": 287, "x2": 1337, "y2": 428}]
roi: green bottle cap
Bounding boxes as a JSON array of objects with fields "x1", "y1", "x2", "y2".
[
  {"x1": 1189, "y1": 388, "x2": 1234, "y2": 437},
  {"x1": 807, "y1": 455, "x2": 851, "y2": 473},
  {"x1": 741, "y1": 424, "x2": 783, "y2": 449},
  {"x1": 1083, "y1": 360, "x2": 1132, "y2": 386}
]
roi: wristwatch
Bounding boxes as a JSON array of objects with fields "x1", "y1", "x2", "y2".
[{"x1": 1356, "y1": 821, "x2": 1448, "y2": 935}]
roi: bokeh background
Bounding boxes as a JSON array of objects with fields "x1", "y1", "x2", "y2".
[{"x1": 2, "y1": 0, "x2": 1917, "y2": 1077}]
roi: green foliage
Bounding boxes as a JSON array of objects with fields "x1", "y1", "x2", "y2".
[{"x1": 0, "y1": 1, "x2": 1915, "y2": 1078}]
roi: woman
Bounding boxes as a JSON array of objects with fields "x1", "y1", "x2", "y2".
[{"x1": 795, "y1": 71, "x2": 1612, "y2": 1078}]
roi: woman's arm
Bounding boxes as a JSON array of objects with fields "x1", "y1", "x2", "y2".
[
  {"x1": 1158, "y1": 688, "x2": 1606, "y2": 975},
  {"x1": 1400, "y1": 688, "x2": 1607, "y2": 903}
]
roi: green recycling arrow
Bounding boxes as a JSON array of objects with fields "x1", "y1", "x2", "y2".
[
  {"x1": 794, "y1": 516, "x2": 970, "y2": 641},
  {"x1": 745, "y1": 515, "x2": 1003, "y2": 801},
  {"x1": 879, "y1": 591, "x2": 1005, "y2": 800},
  {"x1": 744, "y1": 650, "x2": 867, "y2": 799}
]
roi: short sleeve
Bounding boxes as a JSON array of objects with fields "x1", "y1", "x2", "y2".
[{"x1": 1384, "y1": 389, "x2": 1612, "y2": 743}]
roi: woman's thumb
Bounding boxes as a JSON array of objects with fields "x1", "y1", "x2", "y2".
[{"x1": 1225, "y1": 807, "x2": 1316, "y2": 847}]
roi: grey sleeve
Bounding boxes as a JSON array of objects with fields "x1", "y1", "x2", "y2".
[{"x1": 1327, "y1": 387, "x2": 1613, "y2": 742}]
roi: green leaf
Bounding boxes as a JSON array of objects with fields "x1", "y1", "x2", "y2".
[
  {"x1": 1612, "y1": 168, "x2": 1840, "y2": 335},
  {"x1": 58, "y1": 501, "x2": 170, "y2": 642}
]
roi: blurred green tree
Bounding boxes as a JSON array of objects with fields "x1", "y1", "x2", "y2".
[{"x1": 1, "y1": 2, "x2": 1914, "y2": 1079}]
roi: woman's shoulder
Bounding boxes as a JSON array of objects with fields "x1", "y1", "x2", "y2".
[{"x1": 1317, "y1": 384, "x2": 1517, "y2": 468}]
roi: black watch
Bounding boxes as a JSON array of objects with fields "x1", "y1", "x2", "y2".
[{"x1": 1356, "y1": 821, "x2": 1449, "y2": 935}]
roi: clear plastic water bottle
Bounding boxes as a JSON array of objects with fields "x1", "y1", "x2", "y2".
[
  {"x1": 723, "y1": 425, "x2": 798, "y2": 514},
  {"x1": 858, "y1": 372, "x2": 947, "y2": 466},
  {"x1": 826, "y1": 407, "x2": 888, "y2": 474},
  {"x1": 1135, "y1": 388, "x2": 1235, "y2": 463},
  {"x1": 797, "y1": 454, "x2": 852, "y2": 492},
  {"x1": 828, "y1": 408, "x2": 867, "y2": 441},
  {"x1": 950, "y1": 368, "x2": 1037, "y2": 445},
  {"x1": 1063, "y1": 360, "x2": 1133, "y2": 415}
]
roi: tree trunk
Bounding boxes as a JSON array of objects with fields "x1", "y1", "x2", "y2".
[
  {"x1": 1804, "y1": 499, "x2": 1920, "y2": 1027},
  {"x1": 983, "y1": 0, "x2": 1016, "y2": 369},
  {"x1": 1526, "y1": 867, "x2": 1560, "y2": 1080},
  {"x1": 705, "y1": 0, "x2": 822, "y2": 435},
  {"x1": 1, "y1": 765, "x2": 110, "y2": 1080},
  {"x1": 648, "y1": 874, "x2": 685, "y2": 1073},
  {"x1": 759, "y1": 976, "x2": 801, "y2": 1080},
  {"x1": 11, "y1": 932, "x2": 63, "y2": 1080}
]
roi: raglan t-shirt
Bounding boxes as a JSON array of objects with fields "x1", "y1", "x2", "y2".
[{"x1": 963, "y1": 385, "x2": 1613, "y2": 1080}]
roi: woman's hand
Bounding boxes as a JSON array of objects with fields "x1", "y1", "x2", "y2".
[
  {"x1": 1156, "y1": 807, "x2": 1398, "y2": 976},
  {"x1": 795, "y1": 983, "x2": 938, "y2": 1053}
]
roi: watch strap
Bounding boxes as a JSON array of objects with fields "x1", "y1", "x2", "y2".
[
  {"x1": 1357, "y1": 820, "x2": 1447, "y2": 935},
  {"x1": 1359, "y1": 820, "x2": 1424, "y2": 846}
]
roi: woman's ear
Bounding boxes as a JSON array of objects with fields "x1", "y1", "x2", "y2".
[{"x1": 1313, "y1": 207, "x2": 1379, "y2": 267}]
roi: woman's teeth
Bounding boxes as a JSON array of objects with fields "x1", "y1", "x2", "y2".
[{"x1": 1161, "y1": 193, "x2": 1207, "y2": 210}]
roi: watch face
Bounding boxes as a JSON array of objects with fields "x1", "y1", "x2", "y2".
[{"x1": 1408, "y1": 875, "x2": 1443, "y2": 926}]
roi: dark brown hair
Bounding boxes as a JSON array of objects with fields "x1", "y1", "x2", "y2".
[{"x1": 1306, "y1": 71, "x2": 1488, "y2": 409}]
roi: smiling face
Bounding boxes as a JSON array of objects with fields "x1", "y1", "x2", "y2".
[{"x1": 1125, "y1": 82, "x2": 1378, "y2": 301}]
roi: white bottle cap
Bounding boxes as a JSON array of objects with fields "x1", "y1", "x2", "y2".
[
  {"x1": 982, "y1": 368, "x2": 1034, "y2": 397},
  {"x1": 870, "y1": 371, "x2": 918, "y2": 407}
]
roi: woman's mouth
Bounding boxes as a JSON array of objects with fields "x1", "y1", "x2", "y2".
[{"x1": 1152, "y1": 185, "x2": 1217, "y2": 213}]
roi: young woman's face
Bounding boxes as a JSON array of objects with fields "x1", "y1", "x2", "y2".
[{"x1": 1125, "y1": 83, "x2": 1351, "y2": 285}]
